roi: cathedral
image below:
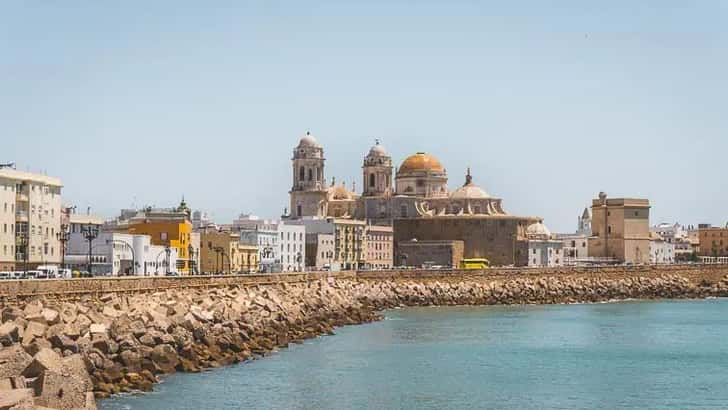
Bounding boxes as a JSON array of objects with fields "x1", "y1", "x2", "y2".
[{"x1": 288, "y1": 132, "x2": 511, "y2": 224}]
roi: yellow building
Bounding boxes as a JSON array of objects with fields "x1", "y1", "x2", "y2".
[
  {"x1": 117, "y1": 200, "x2": 194, "y2": 274},
  {"x1": 200, "y1": 231, "x2": 258, "y2": 274}
]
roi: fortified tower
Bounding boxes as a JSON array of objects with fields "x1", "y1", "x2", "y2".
[{"x1": 289, "y1": 132, "x2": 328, "y2": 218}]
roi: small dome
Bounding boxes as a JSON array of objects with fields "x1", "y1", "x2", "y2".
[
  {"x1": 368, "y1": 140, "x2": 387, "y2": 157},
  {"x1": 298, "y1": 131, "x2": 320, "y2": 148},
  {"x1": 329, "y1": 185, "x2": 354, "y2": 200},
  {"x1": 450, "y1": 168, "x2": 490, "y2": 199},
  {"x1": 527, "y1": 222, "x2": 552, "y2": 238},
  {"x1": 399, "y1": 152, "x2": 445, "y2": 174}
]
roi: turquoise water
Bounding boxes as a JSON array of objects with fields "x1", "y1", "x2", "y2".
[{"x1": 101, "y1": 299, "x2": 728, "y2": 410}]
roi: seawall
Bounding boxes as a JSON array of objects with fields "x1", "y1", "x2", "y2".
[{"x1": 1, "y1": 265, "x2": 728, "y2": 409}]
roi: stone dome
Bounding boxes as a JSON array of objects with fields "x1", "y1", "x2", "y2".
[
  {"x1": 399, "y1": 152, "x2": 445, "y2": 174},
  {"x1": 298, "y1": 131, "x2": 321, "y2": 148},
  {"x1": 526, "y1": 222, "x2": 552, "y2": 238},
  {"x1": 368, "y1": 140, "x2": 387, "y2": 157},
  {"x1": 450, "y1": 169, "x2": 490, "y2": 199}
]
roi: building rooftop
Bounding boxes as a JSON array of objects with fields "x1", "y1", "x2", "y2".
[{"x1": 0, "y1": 167, "x2": 62, "y2": 187}]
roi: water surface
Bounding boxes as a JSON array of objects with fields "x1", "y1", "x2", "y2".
[{"x1": 101, "y1": 299, "x2": 728, "y2": 409}]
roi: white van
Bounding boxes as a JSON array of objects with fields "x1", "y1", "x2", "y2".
[
  {"x1": 37, "y1": 265, "x2": 59, "y2": 279},
  {"x1": 0, "y1": 271, "x2": 11, "y2": 280}
]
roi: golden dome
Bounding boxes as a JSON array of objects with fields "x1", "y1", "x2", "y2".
[{"x1": 398, "y1": 152, "x2": 444, "y2": 174}]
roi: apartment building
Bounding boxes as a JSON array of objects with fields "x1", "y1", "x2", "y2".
[{"x1": 0, "y1": 167, "x2": 62, "y2": 271}]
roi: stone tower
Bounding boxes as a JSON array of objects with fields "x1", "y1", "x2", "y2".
[
  {"x1": 361, "y1": 139, "x2": 393, "y2": 197},
  {"x1": 578, "y1": 207, "x2": 592, "y2": 235},
  {"x1": 289, "y1": 132, "x2": 328, "y2": 218}
]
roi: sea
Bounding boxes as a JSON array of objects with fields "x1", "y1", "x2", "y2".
[{"x1": 100, "y1": 299, "x2": 728, "y2": 410}]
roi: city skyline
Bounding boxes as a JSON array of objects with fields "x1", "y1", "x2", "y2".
[{"x1": 3, "y1": 2, "x2": 727, "y2": 232}]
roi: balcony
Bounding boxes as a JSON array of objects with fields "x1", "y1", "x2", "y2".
[
  {"x1": 15, "y1": 211, "x2": 28, "y2": 222},
  {"x1": 16, "y1": 192, "x2": 28, "y2": 202}
]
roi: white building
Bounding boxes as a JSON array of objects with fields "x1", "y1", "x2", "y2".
[
  {"x1": 556, "y1": 208, "x2": 591, "y2": 266},
  {"x1": 306, "y1": 233, "x2": 336, "y2": 270},
  {"x1": 527, "y1": 222, "x2": 564, "y2": 267},
  {"x1": 66, "y1": 213, "x2": 177, "y2": 276},
  {"x1": 649, "y1": 232, "x2": 675, "y2": 264},
  {"x1": 233, "y1": 214, "x2": 305, "y2": 272},
  {"x1": 0, "y1": 166, "x2": 63, "y2": 272},
  {"x1": 651, "y1": 222, "x2": 691, "y2": 261}
]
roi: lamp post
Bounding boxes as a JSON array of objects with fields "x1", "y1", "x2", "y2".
[
  {"x1": 164, "y1": 245, "x2": 171, "y2": 275},
  {"x1": 188, "y1": 244, "x2": 195, "y2": 275},
  {"x1": 81, "y1": 225, "x2": 99, "y2": 276},
  {"x1": 56, "y1": 224, "x2": 70, "y2": 271}
]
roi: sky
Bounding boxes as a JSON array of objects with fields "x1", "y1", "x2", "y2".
[{"x1": 2, "y1": 1, "x2": 727, "y2": 232}]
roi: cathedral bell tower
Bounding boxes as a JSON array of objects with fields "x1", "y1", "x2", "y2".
[
  {"x1": 362, "y1": 139, "x2": 393, "y2": 197},
  {"x1": 289, "y1": 132, "x2": 328, "y2": 218}
]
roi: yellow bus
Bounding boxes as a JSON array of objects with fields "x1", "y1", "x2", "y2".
[{"x1": 460, "y1": 258, "x2": 490, "y2": 269}]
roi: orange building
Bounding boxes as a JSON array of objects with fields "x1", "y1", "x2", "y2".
[{"x1": 121, "y1": 200, "x2": 194, "y2": 274}]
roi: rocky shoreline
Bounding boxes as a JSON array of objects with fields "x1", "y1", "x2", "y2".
[{"x1": 1, "y1": 273, "x2": 728, "y2": 409}]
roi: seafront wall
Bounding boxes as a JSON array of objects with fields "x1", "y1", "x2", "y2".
[{"x1": 1, "y1": 265, "x2": 728, "y2": 409}]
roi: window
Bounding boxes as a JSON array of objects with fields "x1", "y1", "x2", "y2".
[
  {"x1": 607, "y1": 226, "x2": 612, "y2": 235},
  {"x1": 369, "y1": 173, "x2": 375, "y2": 188},
  {"x1": 308, "y1": 168, "x2": 313, "y2": 181},
  {"x1": 299, "y1": 166, "x2": 305, "y2": 181},
  {"x1": 400, "y1": 204, "x2": 408, "y2": 218}
]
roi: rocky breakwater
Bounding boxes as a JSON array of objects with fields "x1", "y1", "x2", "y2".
[
  {"x1": 1, "y1": 272, "x2": 727, "y2": 407},
  {"x1": 0, "y1": 278, "x2": 380, "y2": 406}
]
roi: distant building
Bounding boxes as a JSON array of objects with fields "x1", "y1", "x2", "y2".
[
  {"x1": 649, "y1": 232, "x2": 675, "y2": 264},
  {"x1": 526, "y1": 222, "x2": 563, "y2": 267},
  {"x1": 588, "y1": 192, "x2": 650, "y2": 264},
  {"x1": 0, "y1": 167, "x2": 63, "y2": 271},
  {"x1": 556, "y1": 208, "x2": 591, "y2": 265},
  {"x1": 651, "y1": 222, "x2": 691, "y2": 261},
  {"x1": 698, "y1": 224, "x2": 728, "y2": 257},
  {"x1": 397, "y1": 239, "x2": 464, "y2": 268},
  {"x1": 305, "y1": 233, "x2": 335, "y2": 270},
  {"x1": 291, "y1": 217, "x2": 366, "y2": 271},
  {"x1": 199, "y1": 231, "x2": 258, "y2": 274},
  {"x1": 365, "y1": 224, "x2": 393, "y2": 270},
  {"x1": 110, "y1": 199, "x2": 194, "y2": 274},
  {"x1": 232, "y1": 214, "x2": 305, "y2": 272}
]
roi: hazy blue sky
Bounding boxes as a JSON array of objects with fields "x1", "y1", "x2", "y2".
[{"x1": 2, "y1": 1, "x2": 727, "y2": 232}]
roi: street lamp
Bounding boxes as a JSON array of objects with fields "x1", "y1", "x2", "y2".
[
  {"x1": 81, "y1": 225, "x2": 99, "y2": 276},
  {"x1": 188, "y1": 244, "x2": 195, "y2": 275},
  {"x1": 56, "y1": 224, "x2": 70, "y2": 271},
  {"x1": 164, "y1": 245, "x2": 171, "y2": 275}
]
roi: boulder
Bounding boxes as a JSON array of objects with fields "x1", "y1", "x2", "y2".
[
  {"x1": 0, "y1": 322, "x2": 19, "y2": 346},
  {"x1": 22, "y1": 321, "x2": 47, "y2": 342},
  {"x1": 150, "y1": 344, "x2": 179, "y2": 374},
  {"x1": 22, "y1": 347, "x2": 62, "y2": 378},
  {"x1": 41, "y1": 309, "x2": 60, "y2": 325},
  {"x1": 1, "y1": 307, "x2": 23, "y2": 324},
  {"x1": 49, "y1": 334, "x2": 79, "y2": 354},
  {"x1": 33, "y1": 368, "x2": 90, "y2": 410},
  {"x1": 0, "y1": 388, "x2": 34, "y2": 410},
  {"x1": 89, "y1": 323, "x2": 107, "y2": 335},
  {"x1": 0, "y1": 344, "x2": 33, "y2": 379}
]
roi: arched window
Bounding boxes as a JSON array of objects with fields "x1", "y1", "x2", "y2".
[
  {"x1": 317, "y1": 167, "x2": 321, "y2": 181},
  {"x1": 297, "y1": 205, "x2": 302, "y2": 217},
  {"x1": 400, "y1": 204, "x2": 408, "y2": 218},
  {"x1": 299, "y1": 166, "x2": 305, "y2": 181},
  {"x1": 307, "y1": 168, "x2": 313, "y2": 181},
  {"x1": 369, "y1": 173, "x2": 375, "y2": 188}
]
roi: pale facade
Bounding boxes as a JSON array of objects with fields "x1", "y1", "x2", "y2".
[
  {"x1": 526, "y1": 222, "x2": 564, "y2": 267},
  {"x1": 306, "y1": 233, "x2": 335, "y2": 270},
  {"x1": 0, "y1": 167, "x2": 62, "y2": 272},
  {"x1": 200, "y1": 231, "x2": 258, "y2": 274},
  {"x1": 365, "y1": 224, "x2": 393, "y2": 269},
  {"x1": 556, "y1": 208, "x2": 591, "y2": 265},
  {"x1": 233, "y1": 214, "x2": 304, "y2": 272},
  {"x1": 588, "y1": 193, "x2": 650, "y2": 264},
  {"x1": 66, "y1": 231, "x2": 174, "y2": 276},
  {"x1": 649, "y1": 233, "x2": 675, "y2": 264},
  {"x1": 293, "y1": 217, "x2": 366, "y2": 270}
]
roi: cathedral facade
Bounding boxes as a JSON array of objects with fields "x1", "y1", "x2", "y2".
[
  {"x1": 287, "y1": 132, "x2": 543, "y2": 266},
  {"x1": 288, "y1": 132, "x2": 513, "y2": 224}
]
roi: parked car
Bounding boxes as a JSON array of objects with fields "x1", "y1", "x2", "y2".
[
  {"x1": 165, "y1": 271, "x2": 179, "y2": 277},
  {"x1": 0, "y1": 271, "x2": 11, "y2": 280}
]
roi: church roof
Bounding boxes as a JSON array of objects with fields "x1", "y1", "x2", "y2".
[
  {"x1": 398, "y1": 152, "x2": 445, "y2": 174},
  {"x1": 368, "y1": 139, "x2": 388, "y2": 157},
  {"x1": 298, "y1": 131, "x2": 321, "y2": 148},
  {"x1": 527, "y1": 221, "x2": 552, "y2": 238},
  {"x1": 450, "y1": 168, "x2": 491, "y2": 200}
]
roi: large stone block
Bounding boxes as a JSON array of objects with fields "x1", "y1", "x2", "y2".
[
  {"x1": 0, "y1": 322, "x2": 19, "y2": 346},
  {"x1": 0, "y1": 388, "x2": 33, "y2": 410},
  {"x1": 0, "y1": 344, "x2": 32, "y2": 379}
]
